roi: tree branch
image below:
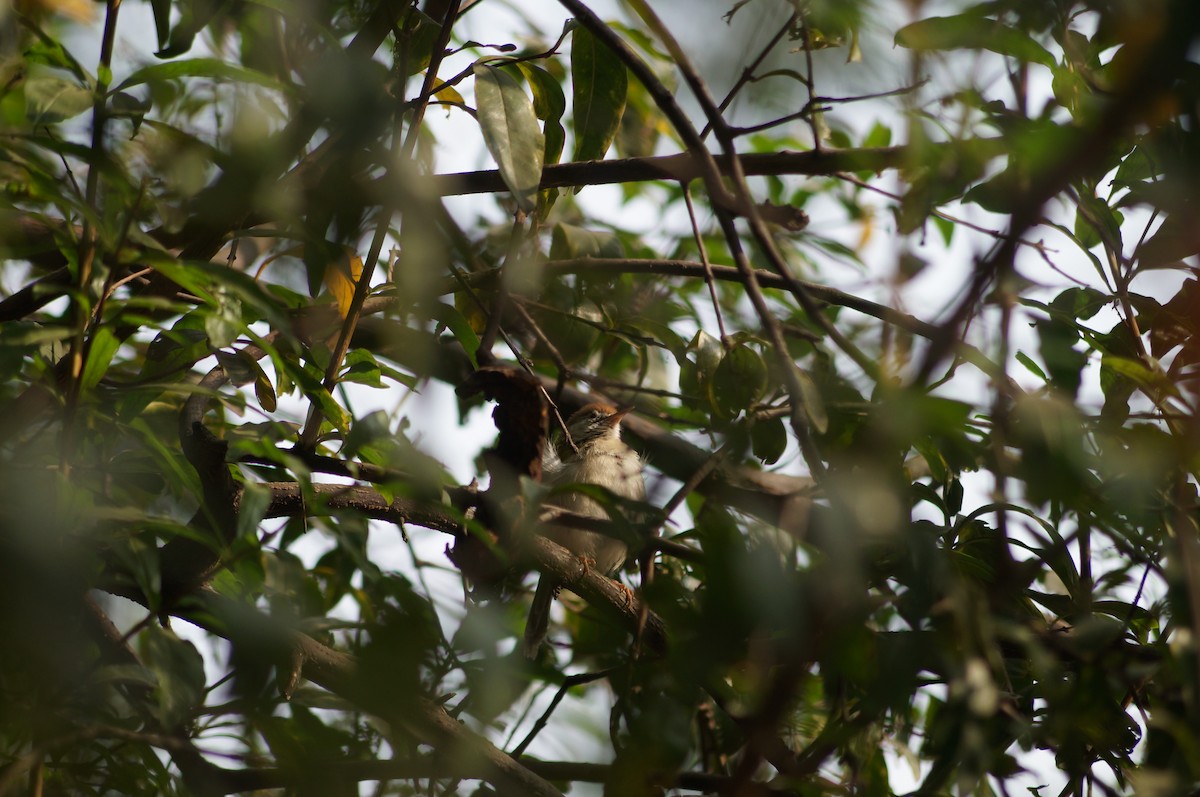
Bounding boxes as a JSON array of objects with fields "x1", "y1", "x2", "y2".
[
  {"x1": 201, "y1": 755, "x2": 797, "y2": 795},
  {"x1": 263, "y1": 482, "x2": 669, "y2": 652},
  {"x1": 424, "y1": 139, "x2": 1002, "y2": 197}
]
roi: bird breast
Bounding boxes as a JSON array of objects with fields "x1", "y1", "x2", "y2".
[{"x1": 545, "y1": 438, "x2": 644, "y2": 574}]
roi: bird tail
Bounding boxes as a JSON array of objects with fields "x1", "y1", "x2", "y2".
[{"x1": 522, "y1": 577, "x2": 557, "y2": 658}]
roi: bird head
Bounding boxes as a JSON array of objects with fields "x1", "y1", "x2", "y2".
[{"x1": 565, "y1": 402, "x2": 631, "y2": 447}]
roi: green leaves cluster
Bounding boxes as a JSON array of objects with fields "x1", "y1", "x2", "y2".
[{"x1": 472, "y1": 23, "x2": 628, "y2": 209}]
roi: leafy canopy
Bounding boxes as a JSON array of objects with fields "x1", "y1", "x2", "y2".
[{"x1": 2, "y1": 0, "x2": 1200, "y2": 795}]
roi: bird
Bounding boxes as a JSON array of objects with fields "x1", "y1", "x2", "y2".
[{"x1": 522, "y1": 402, "x2": 645, "y2": 658}]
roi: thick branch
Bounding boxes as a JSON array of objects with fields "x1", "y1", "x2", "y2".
[
  {"x1": 413, "y1": 139, "x2": 1002, "y2": 197},
  {"x1": 528, "y1": 535, "x2": 667, "y2": 653},
  {"x1": 264, "y1": 481, "x2": 669, "y2": 651},
  {"x1": 207, "y1": 755, "x2": 794, "y2": 795},
  {"x1": 265, "y1": 482, "x2": 469, "y2": 536}
]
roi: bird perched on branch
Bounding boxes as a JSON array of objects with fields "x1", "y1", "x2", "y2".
[{"x1": 523, "y1": 402, "x2": 645, "y2": 658}]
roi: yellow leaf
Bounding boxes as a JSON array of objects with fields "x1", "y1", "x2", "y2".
[
  {"x1": 17, "y1": 0, "x2": 94, "y2": 22},
  {"x1": 324, "y1": 247, "x2": 363, "y2": 319},
  {"x1": 436, "y1": 85, "x2": 465, "y2": 106}
]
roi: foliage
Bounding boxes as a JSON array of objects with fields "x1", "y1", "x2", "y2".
[{"x1": 2, "y1": 0, "x2": 1200, "y2": 795}]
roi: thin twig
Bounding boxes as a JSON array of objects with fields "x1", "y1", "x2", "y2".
[
  {"x1": 89, "y1": 178, "x2": 147, "y2": 328},
  {"x1": 409, "y1": 22, "x2": 575, "y2": 111},
  {"x1": 701, "y1": 11, "x2": 798, "y2": 141},
  {"x1": 797, "y1": 14, "x2": 821, "y2": 151},
  {"x1": 564, "y1": 0, "x2": 827, "y2": 474},
  {"x1": 835, "y1": 171, "x2": 1053, "y2": 253},
  {"x1": 298, "y1": 1, "x2": 463, "y2": 448},
  {"x1": 440, "y1": 225, "x2": 577, "y2": 448},
  {"x1": 61, "y1": 0, "x2": 122, "y2": 475},
  {"x1": 511, "y1": 668, "x2": 618, "y2": 757},
  {"x1": 729, "y1": 81, "x2": 928, "y2": 137},
  {"x1": 682, "y1": 184, "x2": 729, "y2": 344},
  {"x1": 620, "y1": 0, "x2": 851, "y2": 474}
]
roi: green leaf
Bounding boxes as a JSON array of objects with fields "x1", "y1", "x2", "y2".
[
  {"x1": 1113, "y1": 145, "x2": 1161, "y2": 187},
  {"x1": 25, "y1": 76, "x2": 93, "y2": 124},
  {"x1": 932, "y1": 214, "x2": 955, "y2": 246},
  {"x1": 688, "y1": 329, "x2": 723, "y2": 386},
  {"x1": 895, "y1": 15, "x2": 1055, "y2": 67},
  {"x1": 751, "y1": 415, "x2": 787, "y2": 464},
  {"x1": 616, "y1": 78, "x2": 665, "y2": 159},
  {"x1": 113, "y1": 537, "x2": 163, "y2": 613},
  {"x1": 113, "y1": 58, "x2": 291, "y2": 95},
  {"x1": 110, "y1": 91, "x2": 152, "y2": 134},
  {"x1": 1074, "y1": 194, "x2": 1124, "y2": 252},
  {"x1": 549, "y1": 223, "x2": 624, "y2": 259},
  {"x1": 862, "y1": 120, "x2": 892, "y2": 149},
  {"x1": 473, "y1": 64, "x2": 545, "y2": 212},
  {"x1": 214, "y1": 349, "x2": 260, "y2": 386},
  {"x1": 429, "y1": 301, "x2": 482, "y2": 364},
  {"x1": 1101, "y1": 355, "x2": 1175, "y2": 397},
  {"x1": 395, "y1": 8, "x2": 443, "y2": 76},
  {"x1": 911, "y1": 482, "x2": 946, "y2": 515},
  {"x1": 139, "y1": 625, "x2": 206, "y2": 729},
  {"x1": 570, "y1": 25, "x2": 628, "y2": 163},
  {"x1": 80, "y1": 326, "x2": 120, "y2": 391},
  {"x1": 945, "y1": 478, "x2": 964, "y2": 515},
  {"x1": 291, "y1": 362, "x2": 350, "y2": 435},
  {"x1": 1137, "y1": 215, "x2": 1200, "y2": 269},
  {"x1": 377, "y1": 362, "x2": 419, "y2": 391},
  {"x1": 255, "y1": 368, "x2": 278, "y2": 412},
  {"x1": 1039, "y1": 321, "x2": 1089, "y2": 395},
  {"x1": 90, "y1": 663, "x2": 160, "y2": 690},
  {"x1": 712, "y1": 344, "x2": 767, "y2": 418},
  {"x1": 1049, "y1": 286, "x2": 1108, "y2": 321},
  {"x1": 343, "y1": 410, "x2": 391, "y2": 460},
  {"x1": 1014, "y1": 351, "x2": 1048, "y2": 382},
  {"x1": 150, "y1": 0, "x2": 171, "y2": 49},
  {"x1": 145, "y1": 254, "x2": 292, "y2": 334},
  {"x1": 341, "y1": 349, "x2": 384, "y2": 387},
  {"x1": 236, "y1": 482, "x2": 271, "y2": 542},
  {"x1": 204, "y1": 287, "x2": 241, "y2": 350},
  {"x1": 156, "y1": 0, "x2": 223, "y2": 59},
  {"x1": 517, "y1": 63, "x2": 567, "y2": 166}
]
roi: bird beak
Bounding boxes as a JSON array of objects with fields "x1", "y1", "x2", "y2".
[{"x1": 610, "y1": 405, "x2": 634, "y2": 424}]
